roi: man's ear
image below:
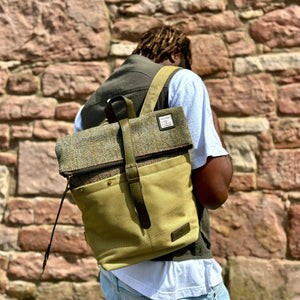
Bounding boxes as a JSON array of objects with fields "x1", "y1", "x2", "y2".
[{"x1": 169, "y1": 49, "x2": 181, "y2": 65}]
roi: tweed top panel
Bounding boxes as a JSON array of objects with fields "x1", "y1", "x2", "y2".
[{"x1": 56, "y1": 106, "x2": 193, "y2": 176}]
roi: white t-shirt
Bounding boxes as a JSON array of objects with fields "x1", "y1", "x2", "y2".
[{"x1": 74, "y1": 69, "x2": 228, "y2": 300}]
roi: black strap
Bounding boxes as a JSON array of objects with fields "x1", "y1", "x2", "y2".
[{"x1": 41, "y1": 177, "x2": 70, "y2": 275}]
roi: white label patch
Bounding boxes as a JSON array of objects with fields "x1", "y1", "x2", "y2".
[{"x1": 158, "y1": 114, "x2": 174, "y2": 129}]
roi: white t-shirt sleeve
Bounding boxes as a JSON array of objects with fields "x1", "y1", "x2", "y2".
[
  {"x1": 74, "y1": 106, "x2": 84, "y2": 133},
  {"x1": 168, "y1": 69, "x2": 228, "y2": 170}
]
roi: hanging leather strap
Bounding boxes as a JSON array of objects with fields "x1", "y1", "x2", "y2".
[
  {"x1": 140, "y1": 66, "x2": 180, "y2": 115},
  {"x1": 119, "y1": 118, "x2": 151, "y2": 229},
  {"x1": 41, "y1": 177, "x2": 71, "y2": 276}
]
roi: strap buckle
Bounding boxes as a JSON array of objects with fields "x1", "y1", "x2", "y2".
[{"x1": 125, "y1": 163, "x2": 140, "y2": 184}]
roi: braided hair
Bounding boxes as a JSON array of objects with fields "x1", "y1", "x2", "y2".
[{"x1": 132, "y1": 25, "x2": 192, "y2": 68}]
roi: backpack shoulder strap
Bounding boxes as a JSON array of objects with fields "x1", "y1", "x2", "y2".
[{"x1": 139, "y1": 66, "x2": 181, "y2": 115}]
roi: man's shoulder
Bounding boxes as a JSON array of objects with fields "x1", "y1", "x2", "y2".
[{"x1": 171, "y1": 69, "x2": 201, "y2": 86}]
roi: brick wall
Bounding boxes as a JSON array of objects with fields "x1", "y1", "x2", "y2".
[{"x1": 0, "y1": 0, "x2": 299, "y2": 299}]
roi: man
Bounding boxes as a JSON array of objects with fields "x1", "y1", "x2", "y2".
[{"x1": 74, "y1": 25, "x2": 233, "y2": 300}]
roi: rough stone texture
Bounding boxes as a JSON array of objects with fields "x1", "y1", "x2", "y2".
[
  {"x1": 55, "y1": 102, "x2": 82, "y2": 121},
  {"x1": 37, "y1": 281, "x2": 105, "y2": 300},
  {"x1": 273, "y1": 118, "x2": 300, "y2": 149},
  {"x1": 4, "y1": 198, "x2": 34, "y2": 225},
  {"x1": 206, "y1": 74, "x2": 276, "y2": 116},
  {"x1": 210, "y1": 192, "x2": 287, "y2": 259},
  {"x1": 227, "y1": 257, "x2": 300, "y2": 300},
  {"x1": 33, "y1": 120, "x2": 74, "y2": 140},
  {"x1": 225, "y1": 135, "x2": 258, "y2": 172},
  {"x1": 112, "y1": 18, "x2": 163, "y2": 42},
  {"x1": 235, "y1": 53, "x2": 300, "y2": 75},
  {"x1": 278, "y1": 83, "x2": 300, "y2": 115},
  {"x1": 234, "y1": 0, "x2": 273, "y2": 8},
  {"x1": 19, "y1": 226, "x2": 92, "y2": 256},
  {"x1": 288, "y1": 202, "x2": 300, "y2": 259},
  {"x1": 190, "y1": 34, "x2": 231, "y2": 76},
  {"x1": 18, "y1": 141, "x2": 66, "y2": 196},
  {"x1": 228, "y1": 38, "x2": 256, "y2": 57},
  {"x1": 6, "y1": 72, "x2": 39, "y2": 95},
  {"x1": 250, "y1": 6, "x2": 300, "y2": 49},
  {"x1": 35, "y1": 198, "x2": 82, "y2": 225},
  {"x1": 0, "y1": 69, "x2": 7, "y2": 95},
  {"x1": 8, "y1": 253, "x2": 99, "y2": 282},
  {"x1": 257, "y1": 150, "x2": 300, "y2": 190},
  {"x1": 230, "y1": 173, "x2": 256, "y2": 192},
  {"x1": 0, "y1": 124, "x2": 9, "y2": 151},
  {"x1": 224, "y1": 117, "x2": 269, "y2": 133},
  {"x1": 117, "y1": 0, "x2": 226, "y2": 16},
  {"x1": 7, "y1": 281, "x2": 36, "y2": 300},
  {"x1": 0, "y1": 96, "x2": 57, "y2": 121},
  {"x1": 0, "y1": 226, "x2": 18, "y2": 251},
  {"x1": 0, "y1": 153, "x2": 17, "y2": 166},
  {"x1": 43, "y1": 62, "x2": 110, "y2": 101},
  {"x1": 0, "y1": 167, "x2": 9, "y2": 223},
  {"x1": 110, "y1": 42, "x2": 137, "y2": 57},
  {"x1": 0, "y1": 0, "x2": 110, "y2": 62},
  {"x1": 0, "y1": 1, "x2": 299, "y2": 299},
  {"x1": 182, "y1": 11, "x2": 243, "y2": 34},
  {"x1": 11, "y1": 123, "x2": 33, "y2": 139}
]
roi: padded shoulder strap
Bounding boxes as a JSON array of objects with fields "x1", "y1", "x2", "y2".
[{"x1": 140, "y1": 66, "x2": 180, "y2": 115}]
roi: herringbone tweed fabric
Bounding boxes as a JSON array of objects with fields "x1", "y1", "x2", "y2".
[{"x1": 56, "y1": 106, "x2": 193, "y2": 186}]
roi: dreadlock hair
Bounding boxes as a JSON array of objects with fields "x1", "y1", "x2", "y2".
[{"x1": 132, "y1": 25, "x2": 191, "y2": 66}]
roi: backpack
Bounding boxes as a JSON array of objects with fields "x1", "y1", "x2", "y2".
[{"x1": 42, "y1": 66, "x2": 199, "y2": 272}]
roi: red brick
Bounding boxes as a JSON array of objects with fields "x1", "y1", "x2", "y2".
[
  {"x1": 18, "y1": 141, "x2": 66, "y2": 196},
  {"x1": 19, "y1": 226, "x2": 92, "y2": 256},
  {"x1": 35, "y1": 198, "x2": 82, "y2": 225},
  {"x1": 55, "y1": 102, "x2": 82, "y2": 121},
  {"x1": 42, "y1": 62, "x2": 110, "y2": 101},
  {"x1": 5, "y1": 198, "x2": 34, "y2": 225},
  {"x1": 288, "y1": 202, "x2": 300, "y2": 259},
  {"x1": 11, "y1": 123, "x2": 33, "y2": 139},
  {"x1": 0, "y1": 96, "x2": 56, "y2": 121},
  {"x1": 0, "y1": 124, "x2": 9, "y2": 151},
  {"x1": 112, "y1": 18, "x2": 162, "y2": 42},
  {"x1": 190, "y1": 34, "x2": 231, "y2": 76},
  {"x1": 234, "y1": 0, "x2": 273, "y2": 9},
  {"x1": 6, "y1": 72, "x2": 39, "y2": 95},
  {"x1": 206, "y1": 74, "x2": 276, "y2": 116},
  {"x1": 278, "y1": 83, "x2": 300, "y2": 115},
  {"x1": 257, "y1": 150, "x2": 300, "y2": 190},
  {"x1": 230, "y1": 173, "x2": 256, "y2": 192},
  {"x1": 210, "y1": 192, "x2": 286, "y2": 259},
  {"x1": 33, "y1": 120, "x2": 74, "y2": 140},
  {"x1": 273, "y1": 118, "x2": 300, "y2": 149},
  {"x1": 0, "y1": 69, "x2": 8, "y2": 95},
  {"x1": 8, "y1": 253, "x2": 98, "y2": 282},
  {"x1": 0, "y1": 0, "x2": 109, "y2": 61},
  {"x1": 187, "y1": 11, "x2": 242, "y2": 33},
  {"x1": 250, "y1": 6, "x2": 300, "y2": 48},
  {"x1": 228, "y1": 39, "x2": 255, "y2": 57},
  {"x1": 0, "y1": 225, "x2": 19, "y2": 250}
]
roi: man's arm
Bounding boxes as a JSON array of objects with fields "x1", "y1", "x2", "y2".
[{"x1": 192, "y1": 109, "x2": 233, "y2": 209}]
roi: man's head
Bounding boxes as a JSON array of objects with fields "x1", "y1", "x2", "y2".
[{"x1": 132, "y1": 25, "x2": 192, "y2": 70}]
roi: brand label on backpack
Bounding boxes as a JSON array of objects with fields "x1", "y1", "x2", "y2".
[
  {"x1": 157, "y1": 114, "x2": 175, "y2": 130},
  {"x1": 171, "y1": 223, "x2": 191, "y2": 242}
]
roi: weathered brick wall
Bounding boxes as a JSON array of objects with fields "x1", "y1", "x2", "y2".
[{"x1": 0, "y1": 0, "x2": 299, "y2": 299}]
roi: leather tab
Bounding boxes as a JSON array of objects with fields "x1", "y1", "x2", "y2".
[{"x1": 105, "y1": 96, "x2": 136, "y2": 123}]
